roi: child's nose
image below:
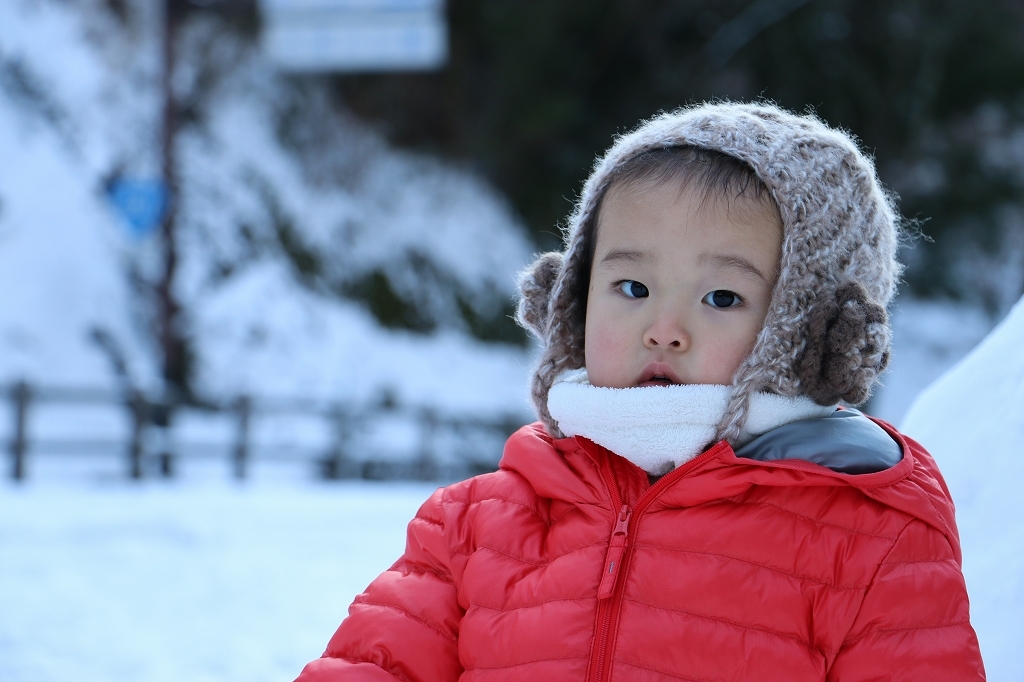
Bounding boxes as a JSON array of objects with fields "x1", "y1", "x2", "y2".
[{"x1": 643, "y1": 317, "x2": 690, "y2": 351}]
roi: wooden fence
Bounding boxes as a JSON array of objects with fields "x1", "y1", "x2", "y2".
[{"x1": 3, "y1": 381, "x2": 527, "y2": 482}]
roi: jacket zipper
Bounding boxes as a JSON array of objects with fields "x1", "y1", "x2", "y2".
[
  {"x1": 587, "y1": 463, "x2": 626, "y2": 682},
  {"x1": 587, "y1": 444, "x2": 727, "y2": 682},
  {"x1": 597, "y1": 504, "x2": 632, "y2": 599}
]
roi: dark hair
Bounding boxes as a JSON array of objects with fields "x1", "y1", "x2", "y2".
[{"x1": 571, "y1": 146, "x2": 775, "y2": 325}]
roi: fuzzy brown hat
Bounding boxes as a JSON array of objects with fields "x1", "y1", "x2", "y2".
[{"x1": 516, "y1": 102, "x2": 901, "y2": 443}]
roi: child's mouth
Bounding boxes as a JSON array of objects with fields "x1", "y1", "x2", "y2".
[
  {"x1": 639, "y1": 375, "x2": 676, "y2": 387},
  {"x1": 637, "y1": 364, "x2": 683, "y2": 387}
]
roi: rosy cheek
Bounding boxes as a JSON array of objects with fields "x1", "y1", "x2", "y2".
[
  {"x1": 585, "y1": 319, "x2": 632, "y2": 387},
  {"x1": 700, "y1": 340, "x2": 751, "y2": 383}
]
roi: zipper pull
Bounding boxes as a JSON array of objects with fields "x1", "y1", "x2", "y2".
[{"x1": 597, "y1": 504, "x2": 631, "y2": 599}]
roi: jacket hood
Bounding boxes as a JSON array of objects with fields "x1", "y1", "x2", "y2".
[{"x1": 499, "y1": 420, "x2": 961, "y2": 563}]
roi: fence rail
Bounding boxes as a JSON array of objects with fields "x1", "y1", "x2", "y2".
[{"x1": 3, "y1": 381, "x2": 527, "y2": 482}]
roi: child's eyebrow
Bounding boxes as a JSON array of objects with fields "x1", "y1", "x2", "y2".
[
  {"x1": 598, "y1": 249, "x2": 651, "y2": 266},
  {"x1": 698, "y1": 253, "x2": 769, "y2": 282}
]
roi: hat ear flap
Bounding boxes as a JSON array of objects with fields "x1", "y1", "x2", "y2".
[
  {"x1": 516, "y1": 252, "x2": 564, "y2": 341},
  {"x1": 796, "y1": 281, "x2": 892, "y2": 406}
]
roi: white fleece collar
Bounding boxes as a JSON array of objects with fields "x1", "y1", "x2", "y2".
[{"x1": 547, "y1": 370, "x2": 836, "y2": 475}]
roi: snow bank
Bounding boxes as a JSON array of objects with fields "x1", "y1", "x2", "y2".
[
  {"x1": 870, "y1": 298, "x2": 994, "y2": 424},
  {"x1": 901, "y1": 294, "x2": 1024, "y2": 681}
]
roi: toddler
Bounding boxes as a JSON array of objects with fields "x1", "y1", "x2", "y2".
[{"x1": 296, "y1": 102, "x2": 984, "y2": 681}]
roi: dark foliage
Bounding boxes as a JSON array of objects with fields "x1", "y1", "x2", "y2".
[{"x1": 333, "y1": 0, "x2": 1024, "y2": 311}]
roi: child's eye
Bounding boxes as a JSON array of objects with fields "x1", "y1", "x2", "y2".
[
  {"x1": 617, "y1": 280, "x2": 649, "y2": 298},
  {"x1": 703, "y1": 290, "x2": 743, "y2": 308}
]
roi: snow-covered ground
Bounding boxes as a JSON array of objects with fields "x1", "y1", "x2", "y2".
[{"x1": 0, "y1": 477, "x2": 438, "y2": 682}]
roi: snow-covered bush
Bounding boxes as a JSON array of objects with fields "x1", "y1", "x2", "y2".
[{"x1": 0, "y1": 0, "x2": 534, "y2": 419}]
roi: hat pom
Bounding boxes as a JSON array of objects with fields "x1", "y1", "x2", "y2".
[
  {"x1": 796, "y1": 281, "x2": 891, "y2": 406},
  {"x1": 516, "y1": 252, "x2": 564, "y2": 340}
]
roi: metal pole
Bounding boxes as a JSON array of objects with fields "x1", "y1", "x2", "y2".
[
  {"x1": 10, "y1": 381, "x2": 30, "y2": 481},
  {"x1": 233, "y1": 395, "x2": 251, "y2": 480},
  {"x1": 158, "y1": 0, "x2": 186, "y2": 397}
]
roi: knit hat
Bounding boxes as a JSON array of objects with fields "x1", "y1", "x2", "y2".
[{"x1": 516, "y1": 101, "x2": 901, "y2": 443}]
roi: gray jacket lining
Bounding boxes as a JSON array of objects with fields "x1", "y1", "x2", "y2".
[{"x1": 734, "y1": 408, "x2": 902, "y2": 475}]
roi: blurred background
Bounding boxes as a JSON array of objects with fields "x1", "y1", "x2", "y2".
[{"x1": 1, "y1": 0, "x2": 1022, "y2": 680}]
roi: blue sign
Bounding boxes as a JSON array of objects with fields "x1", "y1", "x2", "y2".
[{"x1": 107, "y1": 178, "x2": 168, "y2": 238}]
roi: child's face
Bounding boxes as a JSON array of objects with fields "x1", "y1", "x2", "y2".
[{"x1": 585, "y1": 180, "x2": 783, "y2": 388}]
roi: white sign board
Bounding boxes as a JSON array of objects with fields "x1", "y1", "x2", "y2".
[{"x1": 260, "y1": 0, "x2": 447, "y2": 72}]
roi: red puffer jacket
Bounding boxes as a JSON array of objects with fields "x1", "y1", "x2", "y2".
[{"x1": 296, "y1": 421, "x2": 984, "y2": 681}]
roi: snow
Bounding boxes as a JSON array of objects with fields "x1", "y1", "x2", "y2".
[
  {"x1": 191, "y1": 258, "x2": 531, "y2": 412},
  {"x1": 870, "y1": 298, "x2": 995, "y2": 425},
  {"x1": 2, "y1": 1, "x2": 1020, "y2": 679},
  {"x1": 0, "y1": 2, "x2": 533, "y2": 672},
  {"x1": 0, "y1": 3, "x2": 533, "y2": 674},
  {"x1": 0, "y1": 90, "x2": 155, "y2": 389},
  {"x1": 0, "y1": 0, "x2": 534, "y2": 415},
  {"x1": 0, "y1": 0, "x2": 536, "y2": 478},
  {"x1": 901, "y1": 293, "x2": 1024, "y2": 681},
  {"x1": 0, "y1": 478, "x2": 437, "y2": 682}
]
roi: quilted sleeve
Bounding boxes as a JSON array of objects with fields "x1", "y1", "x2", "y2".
[
  {"x1": 827, "y1": 518, "x2": 985, "y2": 681},
  {"x1": 295, "y1": 488, "x2": 463, "y2": 682}
]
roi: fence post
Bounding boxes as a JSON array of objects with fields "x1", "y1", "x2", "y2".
[
  {"x1": 233, "y1": 395, "x2": 251, "y2": 480},
  {"x1": 321, "y1": 405, "x2": 354, "y2": 480},
  {"x1": 10, "y1": 381, "x2": 30, "y2": 481},
  {"x1": 415, "y1": 407, "x2": 439, "y2": 480},
  {"x1": 126, "y1": 390, "x2": 146, "y2": 479},
  {"x1": 150, "y1": 402, "x2": 175, "y2": 478}
]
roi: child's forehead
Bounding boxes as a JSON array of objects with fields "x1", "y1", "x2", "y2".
[
  {"x1": 598, "y1": 176, "x2": 783, "y2": 239},
  {"x1": 590, "y1": 179, "x2": 784, "y2": 295}
]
